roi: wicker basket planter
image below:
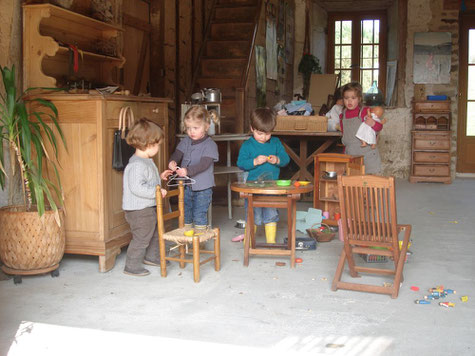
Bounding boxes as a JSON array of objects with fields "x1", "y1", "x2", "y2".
[{"x1": 0, "y1": 206, "x2": 65, "y2": 275}]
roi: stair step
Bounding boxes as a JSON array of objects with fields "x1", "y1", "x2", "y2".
[
  {"x1": 210, "y1": 23, "x2": 254, "y2": 40},
  {"x1": 219, "y1": 117, "x2": 239, "y2": 134},
  {"x1": 206, "y1": 40, "x2": 249, "y2": 58},
  {"x1": 195, "y1": 79, "x2": 241, "y2": 97},
  {"x1": 201, "y1": 58, "x2": 246, "y2": 78},
  {"x1": 217, "y1": 0, "x2": 258, "y2": 5},
  {"x1": 220, "y1": 98, "x2": 237, "y2": 118},
  {"x1": 214, "y1": 6, "x2": 256, "y2": 22}
]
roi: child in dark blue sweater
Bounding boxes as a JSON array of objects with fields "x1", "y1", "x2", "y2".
[{"x1": 237, "y1": 107, "x2": 290, "y2": 243}]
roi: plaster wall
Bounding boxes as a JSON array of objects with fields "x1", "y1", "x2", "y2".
[
  {"x1": 0, "y1": 0, "x2": 22, "y2": 208},
  {"x1": 293, "y1": 0, "x2": 306, "y2": 96}
]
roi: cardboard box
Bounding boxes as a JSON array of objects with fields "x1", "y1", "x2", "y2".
[
  {"x1": 274, "y1": 115, "x2": 328, "y2": 132},
  {"x1": 308, "y1": 74, "x2": 339, "y2": 109}
]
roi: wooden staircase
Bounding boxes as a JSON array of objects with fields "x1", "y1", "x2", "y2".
[{"x1": 195, "y1": 0, "x2": 259, "y2": 133}]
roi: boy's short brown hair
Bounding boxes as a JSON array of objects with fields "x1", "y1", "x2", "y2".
[
  {"x1": 250, "y1": 107, "x2": 276, "y2": 133},
  {"x1": 341, "y1": 81, "x2": 363, "y2": 105},
  {"x1": 126, "y1": 118, "x2": 164, "y2": 151}
]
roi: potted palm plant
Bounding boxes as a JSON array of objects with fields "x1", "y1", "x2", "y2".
[{"x1": 0, "y1": 65, "x2": 67, "y2": 283}]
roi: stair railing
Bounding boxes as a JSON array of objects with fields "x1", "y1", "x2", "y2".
[
  {"x1": 189, "y1": 0, "x2": 218, "y2": 100},
  {"x1": 236, "y1": 0, "x2": 264, "y2": 133}
]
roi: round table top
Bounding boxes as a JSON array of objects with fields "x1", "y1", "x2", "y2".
[{"x1": 231, "y1": 182, "x2": 314, "y2": 195}]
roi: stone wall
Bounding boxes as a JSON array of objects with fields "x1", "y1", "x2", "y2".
[{"x1": 403, "y1": 0, "x2": 459, "y2": 179}]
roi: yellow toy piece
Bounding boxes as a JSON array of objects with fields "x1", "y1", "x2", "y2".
[{"x1": 184, "y1": 229, "x2": 195, "y2": 237}]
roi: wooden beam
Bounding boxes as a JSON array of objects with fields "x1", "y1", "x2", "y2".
[
  {"x1": 133, "y1": 32, "x2": 149, "y2": 96},
  {"x1": 397, "y1": 0, "x2": 407, "y2": 107},
  {"x1": 123, "y1": 13, "x2": 152, "y2": 33}
]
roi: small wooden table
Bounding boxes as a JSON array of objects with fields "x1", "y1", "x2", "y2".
[
  {"x1": 231, "y1": 182, "x2": 314, "y2": 268},
  {"x1": 272, "y1": 131, "x2": 342, "y2": 181}
]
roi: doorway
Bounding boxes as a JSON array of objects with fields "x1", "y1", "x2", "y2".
[{"x1": 458, "y1": 14, "x2": 475, "y2": 173}]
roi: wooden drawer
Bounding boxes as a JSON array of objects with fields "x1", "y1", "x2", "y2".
[
  {"x1": 413, "y1": 164, "x2": 449, "y2": 176},
  {"x1": 138, "y1": 102, "x2": 167, "y2": 125},
  {"x1": 413, "y1": 100, "x2": 450, "y2": 113},
  {"x1": 413, "y1": 132, "x2": 450, "y2": 150},
  {"x1": 413, "y1": 151, "x2": 450, "y2": 163},
  {"x1": 105, "y1": 101, "x2": 139, "y2": 129}
]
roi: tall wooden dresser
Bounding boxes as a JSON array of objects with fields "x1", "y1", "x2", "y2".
[
  {"x1": 409, "y1": 100, "x2": 452, "y2": 184},
  {"x1": 38, "y1": 94, "x2": 171, "y2": 272},
  {"x1": 23, "y1": 4, "x2": 172, "y2": 271}
]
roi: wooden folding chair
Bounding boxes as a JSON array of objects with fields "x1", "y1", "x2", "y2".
[
  {"x1": 156, "y1": 181, "x2": 220, "y2": 283},
  {"x1": 331, "y1": 175, "x2": 412, "y2": 298}
]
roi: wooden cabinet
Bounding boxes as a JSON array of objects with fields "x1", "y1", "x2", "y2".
[
  {"x1": 23, "y1": 3, "x2": 125, "y2": 89},
  {"x1": 410, "y1": 100, "x2": 452, "y2": 184},
  {"x1": 39, "y1": 94, "x2": 171, "y2": 272},
  {"x1": 409, "y1": 131, "x2": 451, "y2": 183},
  {"x1": 313, "y1": 153, "x2": 364, "y2": 226}
]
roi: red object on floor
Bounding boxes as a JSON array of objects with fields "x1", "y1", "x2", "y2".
[
  {"x1": 410, "y1": 286, "x2": 420, "y2": 291},
  {"x1": 295, "y1": 258, "x2": 303, "y2": 263}
]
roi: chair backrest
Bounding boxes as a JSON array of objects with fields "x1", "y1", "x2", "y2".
[
  {"x1": 337, "y1": 175, "x2": 399, "y2": 250},
  {"x1": 156, "y1": 181, "x2": 184, "y2": 235}
]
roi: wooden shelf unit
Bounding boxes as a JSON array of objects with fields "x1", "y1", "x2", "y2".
[
  {"x1": 313, "y1": 153, "x2": 364, "y2": 226},
  {"x1": 34, "y1": 94, "x2": 171, "y2": 272},
  {"x1": 23, "y1": 3, "x2": 125, "y2": 89},
  {"x1": 410, "y1": 100, "x2": 452, "y2": 184}
]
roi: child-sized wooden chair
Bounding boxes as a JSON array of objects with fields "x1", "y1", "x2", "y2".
[
  {"x1": 331, "y1": 175, "x2": 412, "y2": 298},
  {"x1": 156, "y1": 181, "x2": 220, "y2": 283}
]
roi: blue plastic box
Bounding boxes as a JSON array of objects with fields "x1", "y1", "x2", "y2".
[{"x1": 427, "y1": 95, "x2": 448, "y2": 101}]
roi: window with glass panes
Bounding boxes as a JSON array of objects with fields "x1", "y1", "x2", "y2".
[{"x1": 327, "y1": 12, "x2": 387, "y2": 95}]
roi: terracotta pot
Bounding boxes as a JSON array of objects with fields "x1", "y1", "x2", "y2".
[{"x1": 0, "y1": 206, "x2": 65, "y2": 274}]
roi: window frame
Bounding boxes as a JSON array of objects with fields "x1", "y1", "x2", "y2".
[{"x1": 327, "y1": 11, "x2": 388, "y2": 96}]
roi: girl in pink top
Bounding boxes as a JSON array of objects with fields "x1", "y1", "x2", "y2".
[{"x1": 339, "y1": 82, "x2": 383, "y2": 174}]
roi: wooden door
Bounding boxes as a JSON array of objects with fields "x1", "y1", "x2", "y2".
[{"x1": 458, "y1": 14, "x2": 475, "y2": 172}]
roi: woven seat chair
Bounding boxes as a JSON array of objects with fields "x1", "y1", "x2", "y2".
[
  {"x1": 331, "y1": 175, "x2": 412, "y2": 298},
  {"x1": 156, "y1": 181, "x2": 220, "y2": 283}
]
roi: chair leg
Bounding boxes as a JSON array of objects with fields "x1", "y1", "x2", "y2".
[
  {"x1": 331, "y1": 248, "x2": 347, "y2": 291},
  {"x1": 159, "y1": 236, "x2": 167, "y2": 278},
  {"x1": 179, "y1": 245, "x2": 186, "y2": 269},
  {"x1": 214, "y1": 228, "x2": 220, "y2": 271},
  {"x1": 193, "y1": 236, "x2": 200, "y2": 283},
  {"x1": 391, "y1": 226, "x2": 412, "y2": 298}
]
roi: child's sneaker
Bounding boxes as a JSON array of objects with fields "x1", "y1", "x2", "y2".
[{"x1": 123, "y1": 267, "x2": 150, "y2": 276}]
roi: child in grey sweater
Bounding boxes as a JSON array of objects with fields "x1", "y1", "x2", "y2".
[{"x1": 122, "y1": 118, "x2": 169, "y2": 276}]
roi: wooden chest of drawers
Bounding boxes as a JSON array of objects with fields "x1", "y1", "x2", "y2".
[
  {"x1": 41, "y1": 94, "x2": 171, "y2": 271},
  {"x1": 409, "y1": 130, "x2": 451, "y2": 183}
]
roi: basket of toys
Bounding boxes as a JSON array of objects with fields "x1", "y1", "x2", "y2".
[{"x1": 307, "y1": 223, "x2": 335, "y2": 242}]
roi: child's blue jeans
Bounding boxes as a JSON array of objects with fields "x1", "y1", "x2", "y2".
[
  {"x1": 244, "y1": 198, "x2": 279, "y2": 226},
  {"x1": 184, "y1": 186, "x2": 213, "y2": 226}
]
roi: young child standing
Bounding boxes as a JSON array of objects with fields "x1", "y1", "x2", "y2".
[
  {"x1": 326, "y1": 87, "x2": 343, "y2": 132},
  {"x1": 236, "y1": 107, "x2": 290, "y2": 244},
  {"x1": 164, "y1": 106, "x2": 219, "y2": 232},
  {"x1": 339, "y1": 82, "x2": 383, "y2": 174},
  {"x1": 122, "y1": 118, "x2": 169, "y2": 276}
]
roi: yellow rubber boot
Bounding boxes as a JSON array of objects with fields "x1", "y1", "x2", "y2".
[
  {"x1": 243, "y1": 225, "x2": 257, "y2": 246},
  {"x1": 265, "y1": 222, "x2": 277, "y2": 244}
]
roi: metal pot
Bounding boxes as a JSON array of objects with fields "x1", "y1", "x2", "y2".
[
  {"x1": 191, "y1": 91, "x2": 204, "y2": 103},
  {"x1": 324, "y1": 171, "x2": 337, "y2": 178},
  {"x1": 203, "y1": 88, "x2": 221, "y2": 103}
]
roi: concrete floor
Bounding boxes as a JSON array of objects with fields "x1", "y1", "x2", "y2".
[{"x1": 1, "y1": 178, "x2": 474, "y2": 356}]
